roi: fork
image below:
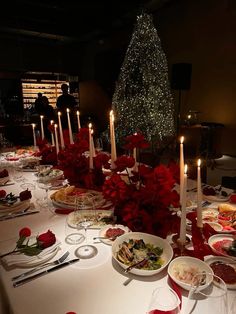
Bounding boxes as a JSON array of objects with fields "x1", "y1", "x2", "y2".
[{"x1": 12, "y1": 251, "x2": 70, "y2": 281}]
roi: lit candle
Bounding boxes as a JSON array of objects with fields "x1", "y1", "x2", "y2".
[
  {"x1": 109, "y1": 110, "x2": 117, "y2": 169},
  {"x1": 40, "y1": 115, "x2": 45, "y2": 140},
  {"x1": 50, "y1": 120, "x2": 55, "y2": 146},
  {"x1": 179, "y1": 136, "x2": 185, "y2": 205},
  {"x1": 133, "y1": 133, "x2": 138, "y2": 171},
  {"x1": 197, "y1": 159, "x2": 203, "y2": 228},
  {"x1": 57, "y1": 111, "x2": 65, "y2": 149},
  {"x1": 179, "y1": 164, "x2": 188, "y2": 245},
  {"x1": 76, "y1": 111, "x2": 81, "y2": 131},
  {"x1": 32, "y1": 123, "x2": 37, "y2": 149},
  {"x1": 91, "y1": 129, "x2": 96, "y2": 157},
  {"x1": 88, "y1": 123, "x2": 93, "y2": 169},
  {"x1": 66, "y1": 108, "x2": 74, "y2": 144},
  {"x1": 54, "y1": 124, "x2": 59, "y2": 155}
]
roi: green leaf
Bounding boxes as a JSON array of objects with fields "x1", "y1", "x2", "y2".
[
  {"x1": 16, "y1": 236, "x2": 26, "y2": 248},
  {"x1": 21, "y1": 246, "x2": 42, "y2": 256}
]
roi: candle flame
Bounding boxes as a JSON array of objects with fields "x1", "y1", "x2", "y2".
[
  {"x1": 88, "y1": 123, "x2": 92, "y2": 129},
  {"x1": 50, "y1": 120, "x2": 54, "y2": 125},
  {"x1": 180, "y1": 136, "x2": 184, "y2": 144},
  {"x1": 32, "y1": 123, "x2": 35, "y2": 128},
  {"x1": 184, "y1": 164, "x2": 188, "y2": 174},
  {"x1": 197, "y1": 159, "x2": 201, "y2": 167},
  {"x1": 66, "y1": 108, "x2": 70, "y2": 113},
  {"x1": 110, "y1": 110, "x2": 113, "y2": 116},
  {"x1": 91, "y1": 129, "x2": 94, "y2": 135},
  {"x1": 54, "y1": 124, "x2": 58, "y2": 128},
  {"x1": 58, "y1": 111, "x2": 61, "y2": 116},
  {"x1": 40, "y1": 115, "x2": 44, "y2": 119},
  {"x1": 76, "y1": 111, "x2": 80, "y2": 115}
]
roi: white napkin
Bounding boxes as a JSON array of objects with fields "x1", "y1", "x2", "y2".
[
  {"x1": 1, "y1": 239, "x2": 61, "y2": 267},
  {"x1": 0, "y1": 199, "x2": 31, "y2": 215}
]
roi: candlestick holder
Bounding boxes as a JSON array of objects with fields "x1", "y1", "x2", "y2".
[{"x1": 171, "y1": 233, "x2": 191, "y2": 256}]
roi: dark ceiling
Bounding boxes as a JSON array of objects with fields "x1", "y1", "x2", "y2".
[{"x1": 0, "y1": 0, "x2": 173, "y2": 43}]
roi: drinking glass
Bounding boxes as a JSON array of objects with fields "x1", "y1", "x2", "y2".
[
  {"x1": 75, "y1": 194, "x2": 98, "y2": 259},
  {"x1": 185, "y1": 272, "x2": 228, "y2": 314},
  {"x1": 147, "y1": 286, "x2": 181, "y2": 314},
  {"x1": 37, "y1": 181, "x2": 53, "y2": 207},
  {"x1": 95, "y1": 138, "x2": 103, "y2": 152}
]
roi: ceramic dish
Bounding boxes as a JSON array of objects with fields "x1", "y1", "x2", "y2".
[
  {"x1": 112, "y1": 232, "x2": 173, "y2": 276},
  {"x1": 203, "y1": 194, "x2": 230, "y2": 202},
  {"x1": 208, "y1": 234, "x2": 236, "y2": 260},
  {"x1": 67, "y1": 209, "x2": 114, "y2": 229},
  {"x1": 168, "y1": 256, "x2": 213, "y2": 291},
  {"x1": 98, "y1": 224, "x2": 130, "y2": 245},
  {"x1": 205, "y1": 256, "x2": 236, "y2": 290}
]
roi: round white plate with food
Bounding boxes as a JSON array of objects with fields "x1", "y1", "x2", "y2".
[
  {"x1": 97, "y1": 224, "x2": 130, "y2": 245},
  {"x1": 205, "y1": 256, "x2": 236, "y2": 290},
  {"x1": 208, "y1": 234, "x2": 236, "y2": 260}
]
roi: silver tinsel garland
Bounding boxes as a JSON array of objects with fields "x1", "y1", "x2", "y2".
[{"x1": 112, "y1": 13, "x2": 175, "y2": 142}]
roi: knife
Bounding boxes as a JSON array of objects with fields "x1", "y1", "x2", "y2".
[
  {"x1": 0, "y1": 210, "x2": 40, "y2": 221},
  {"x1": 13, "y1": 258, "x2": 80, "y2": 287}
]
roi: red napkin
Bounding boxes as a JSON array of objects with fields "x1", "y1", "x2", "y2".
[{"x1": 230, "y1": 194, "x2": 236, "y2": 203}]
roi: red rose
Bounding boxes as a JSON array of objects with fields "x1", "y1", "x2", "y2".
[
  {"x1": 123, "y1": 133, "x2": 149, "y2": 150},
  {"x1": 37, "y1": 230, "x2": 56, "y2": 249},
  {"x1": 0, "y1": 169, "x2": 8, "y2": 178},
  {"x1": 0, "y1": 189, "x2": 7, "y2": 198},
  {"x1": 19, "y1": 189, "x2": 32, "y2": 201},
  {"x1": 19, "y1": 227, "x2": 31, "y2": 238},
  {"x1": 114, "y1": 155, "x2": 135, "y2": 172}
]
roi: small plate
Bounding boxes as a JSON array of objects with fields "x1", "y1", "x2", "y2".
[
  {"x1": 205, "y1": 256, "x2": 236, "y2": 290},
  {"x1": 98, "y1": 224, "x2": 130, "y2": 245},
  {"x1": 208, "y1": 234, "x2": 236, "y2": 260},
  {"x1": 203, "y1": 194, "x2": 230, "y2": 202}
]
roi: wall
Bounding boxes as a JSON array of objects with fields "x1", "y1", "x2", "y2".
[{"x1": 156, "y1": 0, "x2": 236, "y2": 156}]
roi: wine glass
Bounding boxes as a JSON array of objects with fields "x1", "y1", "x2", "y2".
[
  {"x1": 184, "y1": 272, "x2": 228, "y2": 314},
  {"x1": 37, "y1": 180, "x2": 53, "y2": 207},
  {"x1": 95, "y1": 138, "x2": 103, "y2": 152},
  {"x1": 75, "y1": 194, "x2": 98, "y2": 259},
  {"x1": 147, "y1": 286, "x2": 181, "y2": 314}
]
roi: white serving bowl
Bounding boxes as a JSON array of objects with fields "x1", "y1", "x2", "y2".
[
  {"x1": 167, "y1": 256, "x2": 214, "y2": 291},
  {"x1": 112, "y1": 232, "x2": 173, "y2": 276},
  {"x1": 208, "y1": 234, "x2": 236, "y2": 260}
]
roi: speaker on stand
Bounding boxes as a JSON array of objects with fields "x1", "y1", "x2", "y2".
[{"x1": 171, "y1": 63, "x2": 192, "y2": 134}]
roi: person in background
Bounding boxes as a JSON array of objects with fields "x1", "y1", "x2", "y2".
[
  {"x1": 56, "y1": 83, "x2": 77, "y2": 128},
  {"x1": 34, "y1": 92, "x2": 43, "y2": 114}
]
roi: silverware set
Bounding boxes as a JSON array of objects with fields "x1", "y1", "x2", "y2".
[{"x1": 12, "y1": 251, "x2": 80, "y2": 287}]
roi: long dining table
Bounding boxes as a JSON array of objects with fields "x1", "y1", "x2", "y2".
[{"x1": 0, "y1": 170, "x2": 235, "y2": 314}]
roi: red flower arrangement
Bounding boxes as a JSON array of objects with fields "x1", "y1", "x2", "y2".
[
  {"x1": 102, "y1": 135, "x2": 181, "y2": 238},
  {"x1": 36, "y1": 128, "x2": 181, "y2": 238}
]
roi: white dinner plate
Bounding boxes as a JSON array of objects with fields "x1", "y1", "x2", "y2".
[
  {"x1": 205, "y1": 256, "x2": 236, "y2": 290},
  {"x1": 98, "y1": 224, "x2": 130, "y2": 245},
  {"x1": 1, "y1": 239, "x2": 61, "y2": 268},
  {"x1": 203, "y1": 194, "x2": 230, "y2": 202}
]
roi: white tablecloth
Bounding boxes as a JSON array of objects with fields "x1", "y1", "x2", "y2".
[{"x1": 0, "y1": 172, "x2": 235, "y2": 314}]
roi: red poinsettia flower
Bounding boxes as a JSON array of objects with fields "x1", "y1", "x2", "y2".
[
  {"x1": 94, "y1": 153, "x2": 110, "y2": 170},
  {"x1": 114, "y1": 155, "x2": 135, "y2": 172},
  {"x1": 123, "y1": 133, "x2": 149, "y2": 150}
]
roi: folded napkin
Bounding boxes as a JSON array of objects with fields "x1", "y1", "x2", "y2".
[
  {"x1": 0, "y1": 199, "x2": 30, "y2": 215},
  {"x1": 1, "y1": 239, "x2": 61, "y2": 267}
]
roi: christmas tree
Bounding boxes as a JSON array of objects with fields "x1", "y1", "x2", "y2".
[{"x1": 112, "y1": 13, "x2": 175, "y2": 143}]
